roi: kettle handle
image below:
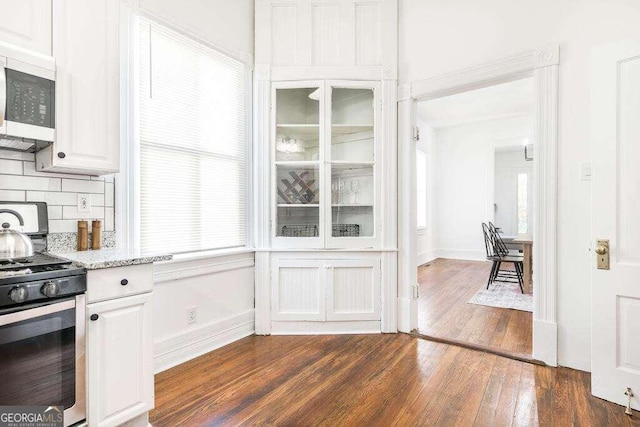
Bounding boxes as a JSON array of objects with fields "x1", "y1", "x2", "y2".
[{"x1": 0, "y1": 209, "x2": 25, "y2": 226}]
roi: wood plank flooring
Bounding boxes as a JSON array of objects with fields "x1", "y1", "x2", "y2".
[
  {"x1": 150, "y1": 334, "x2": 639, "y2": 426},
  {"x1": 417, "y1": 258, "x2": 532, "y2": 355}
]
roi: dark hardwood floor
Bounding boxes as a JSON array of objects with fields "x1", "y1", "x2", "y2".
[
  {"x1": 417, "y1": 258, "x2": 532, "y2": 355},
  {"x1": 150, "y1": 334, "x2": 638, "y2": 426}
]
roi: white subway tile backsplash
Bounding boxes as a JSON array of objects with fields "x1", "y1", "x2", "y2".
[
  {"x1": 0, "y1": 190, "x2": 25, "y2": 201},
  {"x1": 0, "y1": 175, "x2": 61, "y2": 191},
  {"x1": 62, "y1": 205, "x2": 105, "y2": 220},
  {"x1": 0, "y1": 159, "x2": 23, "y2": 175},
  {"x1": 0, "y1": 150, "x2": 116, "y2": 235},
  {"x1": 61, "y1": 179, "x2": 104, "y2": 194},
  {"x1": 48, "y1": 205, "x2": 63, "y2": 219},
  {"x1": 26, "y1": 191, "x2": 78, "y2": 205},
  {"x1": 49, "y1": 219, "x2": 80, "y2": 233},
  {"x1": 0, "y1": 151, "x2": 33, "y2": 161},
  {"x1": 105, "y1": 183, "x2": 114, "y2": 207},
  {"x1": 105, "y1": 208, "x2": 114, "y2": 231}
]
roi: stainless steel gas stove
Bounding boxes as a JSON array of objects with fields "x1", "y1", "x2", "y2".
[{"x1": 0, "y1": 201, "x2": 87, "y2": 426}]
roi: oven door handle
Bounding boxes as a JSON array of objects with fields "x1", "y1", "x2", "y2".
[{"x1": 0, "y1": 297, "x2": 76, "y2": 326}]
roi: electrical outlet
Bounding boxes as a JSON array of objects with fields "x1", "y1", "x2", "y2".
[
  {"x1": 77, "y1": 194, "x2": 92, "y2": 213},
  {"x1": 188, "y1": 307, "x2": 197, "y2": 325}
]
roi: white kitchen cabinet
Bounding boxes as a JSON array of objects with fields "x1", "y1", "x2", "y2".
[
  {"x1": 87, "y1": 292, "x2": 154, "y2": 427},
  {"x1": 271, "y1": 256, "x2": 381, "y2": 327},
  {"x1": 0, "y1": 0, "x2": 52, "y2": 55},
  {"x1": 36, "y1": 0, "x2": 119, "y2": 175}
]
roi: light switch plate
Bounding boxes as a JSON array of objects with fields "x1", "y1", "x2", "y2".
[{"x1": 77, "y1": 194, "x2": 92, "y2": 213}]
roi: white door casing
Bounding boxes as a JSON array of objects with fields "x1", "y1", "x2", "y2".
[
  {"x1": 398, "y1": 46, "x2": 559, "y2": 366},
  {"x1": 591, "y1": 39, "x2": 640, "y2": 410}
]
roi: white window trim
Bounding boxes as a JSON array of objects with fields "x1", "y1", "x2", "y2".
[{"x1": 116, "y1": 4, "x2": 254, "y2": 255}]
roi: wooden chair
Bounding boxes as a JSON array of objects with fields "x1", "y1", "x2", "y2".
[{"x1": 482, "y1": 223, "x2": 525, "y2": 293}]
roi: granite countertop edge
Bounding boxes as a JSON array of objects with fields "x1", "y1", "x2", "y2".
[{"x1": 48, "y1": 250, "x2": 173, "y2": 270}]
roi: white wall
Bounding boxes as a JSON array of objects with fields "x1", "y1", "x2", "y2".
[
  {"x1": 416, "y1": 121, "x2": 436, "y2": 265},
  {"x1": 400, "y1": 0, "x2": 640, "y2": 371},
  {"x1": 428, "y1": 115, "x2": 533, "y2": 261},
  {"x1": 132, "y1": 0, "x2": 256, "y2": 371}
]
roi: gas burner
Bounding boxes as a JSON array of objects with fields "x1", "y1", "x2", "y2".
[{"x1": 0, "y1": 258, "x2": 33, "y2": 266}]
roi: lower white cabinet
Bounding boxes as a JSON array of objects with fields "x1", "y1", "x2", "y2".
[
  {"x1": 272, "y1": 257, "x2": 381, "y2": 323},
  {"x1": 86, "y1": 292, "x2": 154, "y2": 427}
]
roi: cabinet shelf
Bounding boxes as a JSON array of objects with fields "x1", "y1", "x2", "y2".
[
  {"x1": 332, "y1": 204, "x2": 373, "y2": 208},
  {"x1": 331, "y1": 124, "x2": 373, "y2": 135},
  {"x1": 277, "y1": 204, "x2": 319, "y2": 208}
]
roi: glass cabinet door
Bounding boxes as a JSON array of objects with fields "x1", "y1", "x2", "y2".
[
  {"x1": 273, "y1": 84, "x2": 324, "y2": 247},
  {"x1": 328, "y1": 84, "x2": 377, "y2": 246}
]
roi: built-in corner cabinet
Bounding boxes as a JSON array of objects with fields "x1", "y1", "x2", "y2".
[
  {"x1": 254, "y1": 0, "x2": 398, "y2": 336},
  {"x1": 35, "y1": 0, "x2": 120, "y2": 175}
]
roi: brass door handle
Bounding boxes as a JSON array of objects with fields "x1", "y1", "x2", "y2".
[{"x1": 595, "y1": 245, "x2": 608, "y2": 255}]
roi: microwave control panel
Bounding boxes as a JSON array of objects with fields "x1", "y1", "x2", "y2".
[{"x1": 5, "y1": 69, "x2": 55, "y2": 128}]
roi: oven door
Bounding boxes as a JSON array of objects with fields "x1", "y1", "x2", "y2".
[{"x1": 0, "y1": 295, "x2": 85, "y2": 426}]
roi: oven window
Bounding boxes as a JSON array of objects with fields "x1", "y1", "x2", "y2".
[{"x1": 0, "y1": 305, "x2": 76, "y2": 409}]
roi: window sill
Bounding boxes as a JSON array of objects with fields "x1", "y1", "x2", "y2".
[{"x1": 167, "y1": 247, "x2": 255, "y2": 263}]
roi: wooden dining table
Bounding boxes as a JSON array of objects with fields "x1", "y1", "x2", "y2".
[{"x1": 512, "y1": 233, "x2": 533, "y2": 293}]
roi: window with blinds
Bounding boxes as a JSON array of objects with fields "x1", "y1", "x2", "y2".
[{"x1": 137, "y1": 17, "x2": 247, "y2": 254}]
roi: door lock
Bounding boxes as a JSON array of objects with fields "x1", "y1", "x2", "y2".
[{"x1": 595, "y1": 239, "x2": 610, "y2": 270}]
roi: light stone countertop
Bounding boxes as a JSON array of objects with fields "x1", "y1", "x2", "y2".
[{"x1": 49, "y1": 247, "x2": 173, "y2": 270}]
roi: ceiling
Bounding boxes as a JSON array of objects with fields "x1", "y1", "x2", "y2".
[{"x1": 416, "y1": 78, "x2": 534, "y2": 129}]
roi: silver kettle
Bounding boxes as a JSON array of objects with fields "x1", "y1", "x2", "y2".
[{"x1": 0, "y1": 209, "x2": 34, "y2": 260}]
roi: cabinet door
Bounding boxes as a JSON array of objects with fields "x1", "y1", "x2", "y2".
[
  {"x1": 272, "y1": 81, "x2": 325, "y2": 249},
  {"x1": 37, "y1": 0, "x2": 119, "y2": 175},
  {"x1": 326, "y1": 259, "x2": 381, "y2": 321},
  {"x1": 87, "y1": 293, "x2": 154, "y2": 427},
  {"x1": 0, "y1": 0, "x2": 52, "y2": 55},
  {"x1": 272, "y1": 259, "x2": 326, "y2": 321},
  {"x1": 326, "y1": 81, "x2": 381, "y2": 249}
]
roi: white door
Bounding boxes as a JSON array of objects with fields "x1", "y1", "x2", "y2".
[
  {"x1": 87, "y1": 293, "x2": 154, "y2": 427},
  {"x1": 591, "y1": 39, "x2": 640, "y2": 410}
]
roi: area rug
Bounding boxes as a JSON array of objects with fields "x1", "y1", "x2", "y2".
[{"x1": 468, "y1": 282, "x2": 533, "y2": 312}]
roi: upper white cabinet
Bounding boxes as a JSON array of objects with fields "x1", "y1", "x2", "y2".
[
  {"x1": 273, "y1": 80, "x2": 380, "y2": 249},
  {"x1": 36, "y1": 0, "x2": 119, "y2": 175},
  {"x1": 255, "y1": 0, "x2": 397, "y2": 79},
  {"x1": 0, "y1": 0, "x2": 52, "y2": 55}
]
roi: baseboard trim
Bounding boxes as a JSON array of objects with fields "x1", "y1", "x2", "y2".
[
  {"x1": 270, "y1": 320, "x2": 381, "y2": 335},
  {"x1": 417, "y1": 251, "x2": 436, "y2": 266},
  {"x1": 154, "y1": 309, "x2": 255, "y2": 373},
  {"x1": 533, "y1": 319, "x2": 558, "y2": 367},
  {"x1": 409, "y1": 331, "x2": 546, "y2": 366},
  {"x1": 435, "y1": 249, "x2": 487, "y2": 262}
]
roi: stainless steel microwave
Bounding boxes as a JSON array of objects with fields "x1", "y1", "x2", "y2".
[{"x1": 0, "y1": 41, "x2": 56, "y2": 152}]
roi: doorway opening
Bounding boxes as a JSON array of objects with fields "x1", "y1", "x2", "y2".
[{"x1": 414, "y1": 77, "x2": 535, "y2": 357}]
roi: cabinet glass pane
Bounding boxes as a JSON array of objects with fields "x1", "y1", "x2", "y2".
[
  {"x1": 331, "y1": 164, "x2": 374, "y2": 237},
  {"x1": 276, "y1": 88, "x2": 320, "y2": 162},
  {"x1": 276, "y1": 165, "x2": 320, "y2": 237},
  {"x1": 331, "y1": 88, "x2": 374, "y2": 162}
]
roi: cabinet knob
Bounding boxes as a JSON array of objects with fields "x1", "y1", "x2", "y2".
[
  {"x1": 57, "y1": 152, "x2": 66, "y2": 159},
  {"x1": 120, "y1": 279, "x2": 128, "y2": 286},
  {"x1": 90, "y1": 314, "x2": 99, "y2": 321}
]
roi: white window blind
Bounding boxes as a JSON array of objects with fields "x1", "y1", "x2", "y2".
[{"x1": 137, "y1": 17, "x2": 246, "y2": 254}]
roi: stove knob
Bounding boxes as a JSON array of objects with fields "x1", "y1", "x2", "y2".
[
  {"x1": 41, "y1": 281, "x2": 60, "y2": 298},
  {"x1": 9, "y1": 286, "x2": 28, "y2": 303}
]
